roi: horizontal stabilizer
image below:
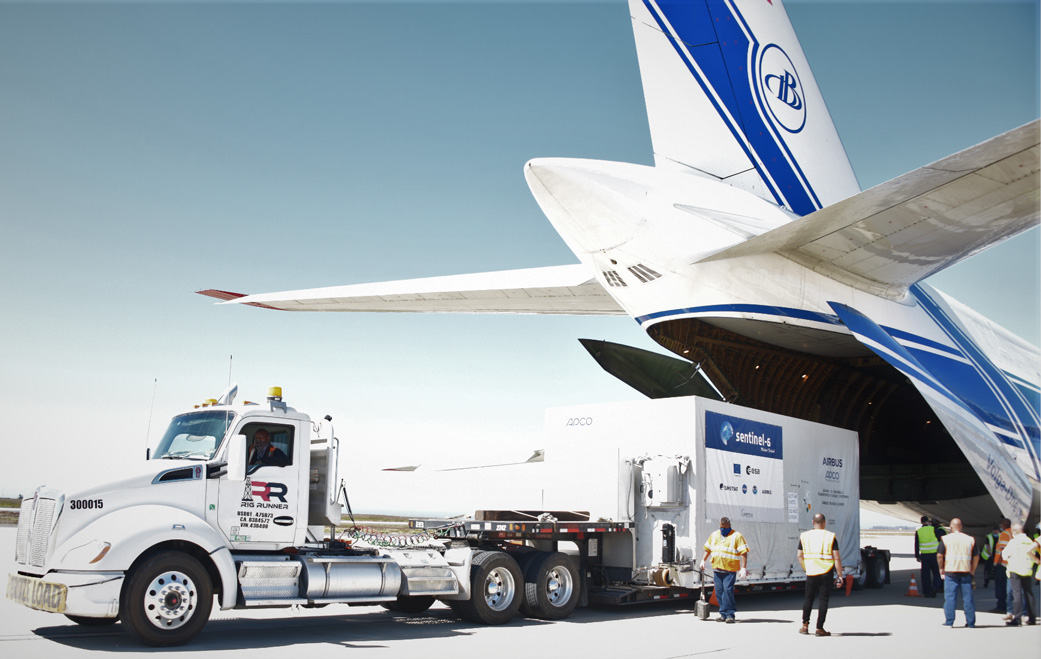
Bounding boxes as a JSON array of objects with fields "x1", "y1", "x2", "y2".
[
  {"x1": 196, "y1": 289, "x2": 282, "y2": 311},
  {"x1": 579, "y1": 338, "x2": 722, "y2": 400},
  {"x1": 703, "y1": 121, "x2": 1040, "y2": 298},
  {"x1": 382, "y1": 450, "x2": 544, "y2": 473},
  {"x1": 199, "y1": 265, "x2": 625, "y2": 315}
]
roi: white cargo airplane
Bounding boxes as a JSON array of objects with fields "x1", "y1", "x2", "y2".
[{"x1": 201, "y1": 0, "x2": 1039, "y2": 527}]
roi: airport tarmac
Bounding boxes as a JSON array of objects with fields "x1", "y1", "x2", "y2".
[{"x1": 1, "y1": 528, "x2": 1038, "y2": 658}]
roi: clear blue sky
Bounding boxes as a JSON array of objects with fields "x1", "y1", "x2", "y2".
[{"x1": 1, "y1": 1, "x2": 1038, "y2": 520}]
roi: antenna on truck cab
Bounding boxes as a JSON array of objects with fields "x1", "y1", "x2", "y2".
[{"x1": 144, "y1": 377, "x2": 157, "y2": 459}]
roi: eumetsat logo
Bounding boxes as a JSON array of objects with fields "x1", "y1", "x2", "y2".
[{"x1": 720, "y1": 421, "x2": 734, "y2": 446}]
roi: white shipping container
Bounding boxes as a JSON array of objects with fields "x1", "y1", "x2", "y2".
[{"x1": 542, "y1": 397, "x2": 860, "y2": 587}]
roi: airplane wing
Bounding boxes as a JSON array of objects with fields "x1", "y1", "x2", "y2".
[
  {"x1": 701, "y1": 120, "x2": 1040, "y2": 298},
  {"x1": 198, "y1": 264, "x2": 626, "y2": 315}
]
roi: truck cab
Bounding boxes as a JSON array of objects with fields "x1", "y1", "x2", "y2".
[{"x1": 9, "y1": 386, "x2": 465, "y2": 646}]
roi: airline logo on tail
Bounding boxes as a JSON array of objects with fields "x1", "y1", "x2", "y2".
[
  {"x1": 760, "y1": 44, "x2": 805, "y2": 132},
  {"x1": 642, "y1": 0, "x2": 830, "y2": 215}
]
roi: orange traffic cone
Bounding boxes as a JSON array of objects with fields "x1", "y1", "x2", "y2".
[
  {"x1": 709, "y1": 590, "x2": 719, "y2": 606},
  {"x1": 905, "y1": 575, "x2": 921, "y2": 597}
]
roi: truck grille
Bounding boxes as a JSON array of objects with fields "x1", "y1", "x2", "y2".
[
  {"x1": 14, "y1": 494, "x2": 58, "y2": 568},
  {"x1": 14, "y1": 499, "x2": 32, "y2": 564}
]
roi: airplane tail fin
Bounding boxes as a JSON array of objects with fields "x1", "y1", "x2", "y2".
[{"x1": 629, "y1": 0, "x2": 861, "y2": 215}]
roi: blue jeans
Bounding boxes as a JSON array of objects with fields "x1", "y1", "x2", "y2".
[
  {"x1": 714, "y1": 569, "x2": 737, "y2": 619},
  {"x1": 1007, "y1": 576, "x2": 1014, "y2": 614},
  {"x1": 920, "y1": 554, "x2": 940, "y2": 596},
  {"x1": 944, "y1": 573, "x2": 975, "y2": 627},
  {"x1": 994, "y1": 565, "x2": 1007, "y2": 609}
]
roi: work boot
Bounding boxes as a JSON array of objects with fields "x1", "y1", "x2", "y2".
[
  {"x1": 799, "y1": 623, "x2": 809, "y2": 635},
  {"x1": 815, "y1": 629, "x2": 831, "y2": 637}
]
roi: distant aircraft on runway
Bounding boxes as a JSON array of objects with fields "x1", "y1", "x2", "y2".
[{"x1": 201, "y1": 0, "x2": 1040, "y2": 529}]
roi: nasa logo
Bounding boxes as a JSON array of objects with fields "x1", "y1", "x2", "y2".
[
  {"x1": 720, "y1": 421, "x2": 734, "y2": 446},
  {"x1": 759, "y1": 44, "x2": 806, "y2": 133},
  {"x1": 741, "y1": 484, "x2": 748, "y2": 494}
]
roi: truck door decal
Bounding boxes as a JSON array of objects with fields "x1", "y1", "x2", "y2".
[{"x1": 250, "y1": 480, "x2": 288, "y2": 503}]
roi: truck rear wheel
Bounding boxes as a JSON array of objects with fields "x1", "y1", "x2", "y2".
[
  {"x1": 120, "y1": 551, "x2": 213, "y2": 646},
  {"x1": 866, "y1": 554, "x2": 888, "y2": 588},
  {"x1": 452, "y1": 550, "x2": 522, "y2": 625},
  {"x1": 381, "y1": 595, "x2": 436, "y2": 614},
  {"x1": 520, "y1": 552, "x2": 579, "y2": 620}
]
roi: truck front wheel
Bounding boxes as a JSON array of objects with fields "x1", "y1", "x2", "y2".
[
  {"x1": 453, "y1": 550, "x2": 522, "y2": 625},
  {"x1": 520, "y1": 552, "x2": 579, "y2": 620},
  {"x1": 120, "y1": 551, "x2": 213, "y2": 646}
]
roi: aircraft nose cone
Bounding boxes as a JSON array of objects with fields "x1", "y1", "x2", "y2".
[{"x1": 525, "y1": 158, "x2": 648, "y2": 256}]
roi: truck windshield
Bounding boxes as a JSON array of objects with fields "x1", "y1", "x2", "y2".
[{"x1": 153, "y1": 410, "x2": 236, "y2": 461}]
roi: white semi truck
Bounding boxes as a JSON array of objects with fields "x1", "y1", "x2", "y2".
[{"x1": 7, "y1": 387, "x2": 889, "y2": 646}]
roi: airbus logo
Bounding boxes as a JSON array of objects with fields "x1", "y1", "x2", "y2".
[
  {"x1": 759, "y1": 44, "x2": 806, "y2": 133},
  {"x1": 720, "y1": 421, "x2": 734, "y2": 446}
]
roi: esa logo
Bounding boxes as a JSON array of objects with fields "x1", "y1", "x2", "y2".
[
  {"x1": 746, "y1": 465, "x2": 760, "y2": 475},
  {"x1": 566, "y1": 417, "x2": 592, "y2": 427}
]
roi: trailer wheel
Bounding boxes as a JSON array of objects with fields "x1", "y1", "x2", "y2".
[
  {"x1": 520, "y1": 552, "x2": 579, "y2": 620},
  {"x1": 866, "y1": 555, "x2": 888, "y2": 588},
  {"x1": 452, "y1": 550, "x2": 522, "y2": 625},
  {"x1": 120, "y1": 551, "x2": 213, "y2": 646},
  {"x1": 381, "y1": 595, "x2": 436, "y2": 614},
  {"x1": 65, "y1": 614, "x2": 118, "y2": 626}
]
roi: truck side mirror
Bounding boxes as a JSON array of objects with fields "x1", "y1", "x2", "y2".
[{"x1": 227, "y1": 434, "x2": 248, "y2": 482}]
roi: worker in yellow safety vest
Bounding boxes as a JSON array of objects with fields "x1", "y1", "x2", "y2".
[
  {"x1": 797, "y1": 513, "x2": 843, "y2": 637},
  {"x1": 699, "y1": 516, "x2": 749, "y2": 623},
  {"x1": 915, "y1": 515, "x2": 941, "y2": 598},
  {"x1": 980, "y1": 525, "x2": 999, "y2": 587},
  {"x1": 993, "y1": 518, "x2": 1012, "y2": 615}
]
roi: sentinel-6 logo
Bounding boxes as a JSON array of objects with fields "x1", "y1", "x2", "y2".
[
  {"x1": 759, "y1": 44, "x2": 806, "y2": 133},
  {"x1": 720, "y1": 421, "x2": 734, "y2": 446}
]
